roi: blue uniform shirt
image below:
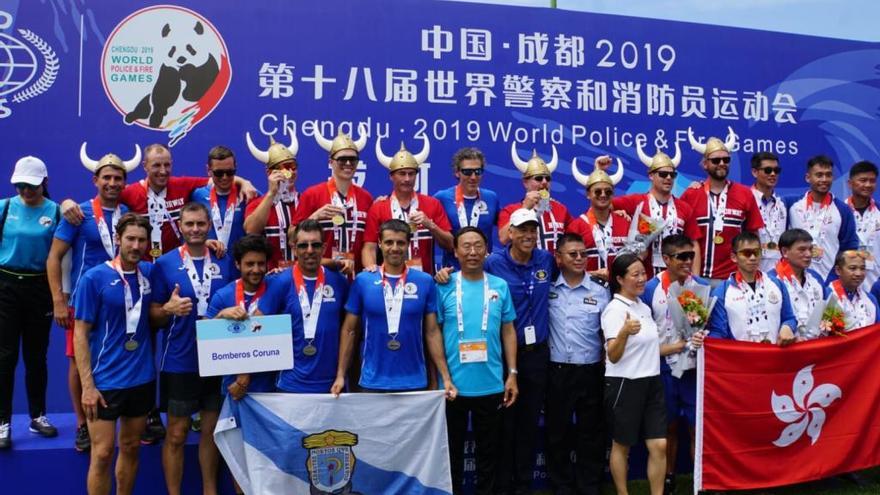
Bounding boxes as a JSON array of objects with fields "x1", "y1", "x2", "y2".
[
  {"x1": 548, "y1": 274, "x2": 610, "y2": 365},
  {"x1": 74, "y1": 262, "x2": 155, "y2": 390},
  {"x1": 436, "y1": 272, "x2": 516, "y2": 397},
  {"x1": 0, "y1": 196, "x2": 58, "y2": 271},
  {"x1": 708, "y1": 274, "x2": 797, "y2": 342},
  {"x1": 191, "y1": 185, "x2": 246, "y2": 250},
  {"x1": 484, "y1": 247, "x2": 554, "y2": 345},
  {"x1": 259, "y1": 268, "x2": 350, "y2": 393},
  {"x1": 433, "y1": 186, "x2": 499, "y2": 269},
  {"x1": 54, "y1": 200, "x2": 129, "y2": 299},
  {"x1": 345, "y1": 268, "x2": 437, "y2": 391},
  {"x1": 205, "y1": 279, "x2": 283, "y2": 393},
  {"x1": 151, "y1": 248, "x2": 235, "y2": 373}
]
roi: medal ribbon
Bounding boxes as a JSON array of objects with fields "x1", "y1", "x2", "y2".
[
  {"x1": 380, "y1": 265, "x2": 408, "y2": 338},
  {"x1": 646, "y1": 195, "x2": 677, "y2": 268},
  {"x1": 455, "y1": 184, "x2": 482, "y2": 228},
  {"x1": 847, "y1": 196, "x2": 880, "y2": 249},
  {"x1": 272, "y1": 196, "x2": 297, "y2": 262},
  {"x1": 91, "y1": 196, "x2": 120, "y2": 259},
  {"x1": 734, "y1": 271, "x2": 770, "y2": 341},
  {"x1": 831, "y1": 280, "x2": 868, "y2": 330},
  {"x1": 704, "y1": 181, "x2": 730, "y2": 238},
  {"x1": 293, "y1": 265, "x2": 325, "y2": 342},
  {"x1": 455, "y1": 272, "x2": 490, "y2": 340},
  {"x1": 536, "y1": 201, "x2": 560, "y2": 252},
  {"x1": 753, "y1": 188, "x2": 785, "y2": 246},
  {"x1": 179, "y1": 245, "x2": 215, "y2": 316},
  {"x1": 234, "y1": 279, "x2": 266, "y2": 315},
  {"x1": 209, "y1": 182, "x2": 238, "y2": 247},
  {"x1": 390, "y1": 193, "x2": 420, "y2": 258},
  {"x1": 803, "y1": 192, "x2": 832, "y2": 244},
  {"x1": 107, "y1": 256, "x2": 146, "y2": 336},
  {"x1": 143, "y1": 180, "x2": 180, "y2": 254},
  {"x1": 584, "y1": 208, "x2": 613, "y2": 269},
  {"x1": 328, "y1": 178, "x2": 358, "y2": 253}
]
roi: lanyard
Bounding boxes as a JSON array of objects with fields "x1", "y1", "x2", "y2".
[
  {"x1": 273, "y1": 198, "x2": 296, "y2": 261},
  {"x1": 380, "y1": 266, "x2": 408, "y2": 337},
  {"x1": 455, "y1": 272, "x2": 489, "y2": 340},
  {"x1": 646, "y1": 195, "x2": 677, "y2": 268},
  {"x1": 142, "y1": 180, "x2": 180, "y2": 251},
  {"x1": 390, "y1": 193, "x2": 420, "y2": 257},
  {"x1": 536, "y1": 201, "x2": 559, "y2": 251},
  {"x1": 293, "y1": 265, "x2": 326, "y2": 341},
  {"x1": 735, "y1": 271, "x2": 770, "y2": 341},
  {"x1": 91, "y1": 197, "x2": 120, "y2": 259},
  {"x1": 234, "y1": 279, "x2": 266, "y2": 315},
  {"x1": 327, "y1": 178, "x2": 358, "y2": 253},
  {"x1": 847, "y1": 197, "x2": 880, "y2": 248},
  {"x1": 209, "y1": 183, "x2": 238, "y2": 247},
  {"x1": 583, "y1": 209, "x2": 613, "y2": 269},
  {"x1": 179, "y1": 245, "x2": 215, "y2": 316},
  {"x1": 705, "y1": 181, "x2": 730, "y2": 234},
  {"x1": 831, "y1": 280, "x2": 867, "y2": 330},
  {"x1": 753, "y1": 188, "x2": 785, "y2": 242},
  {"x1": 803, "y1": 192, "x2": 832, "y2": 243},
  {"x1": 455, "y1": 185, "x2": 482, "y2": 228},
  {"x1": 108, "y1": 257, "x2": 146, "y2": 336}
]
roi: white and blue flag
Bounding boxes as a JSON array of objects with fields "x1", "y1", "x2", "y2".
[{"x1": 214, "y1": 391, "x2": 453, "y2": 495}]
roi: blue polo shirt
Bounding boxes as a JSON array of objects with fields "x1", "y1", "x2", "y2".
[
  {"x1": 259, "y1": 268, "x2": 349, "y2": 393},
  {"x1": 151, "y1": 248, "x2": 235, "y2": 373},
  {"x1": 206, "y1": 279, "x2": 284, "y2": 393},
  {"x1": 548, "y1": 274, "x2": 610, "y2": 365},
  {"x1": 74, "y1": 262, "x2": 155, "y2": 390},
  {"x1": 437, "y1": 272, "x2": 515, "y2": 397},
  {"x1": 0, "y1": 196, "x2": 59, "y2": 271},
  {"x1": 345, "y1": 268, "x2": 437, "y2": 391},
  {"x1": 433, "y1": 186, "x2": 500, "y2": 269},
  {"x1": 484, "y1": 247, "x2": 554, "y2": 345},
  {"x1": 54, "y1": 200, "x2": 129, "y2": 300},
  {"x1": 191, "y1": 185, "x2": 246, "y2": 249}
]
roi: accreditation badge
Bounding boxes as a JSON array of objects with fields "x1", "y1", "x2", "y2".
[{"x1": 459, "y1": 340, "x2": 488, "y2": 363}]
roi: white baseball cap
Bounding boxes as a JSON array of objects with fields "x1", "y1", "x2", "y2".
[
  {"x1": 509, "y1": 208, "x2": 539, "y2": 228},
  {"x1": 11, "y1": 156, "x2": 48, "y2": 186}
]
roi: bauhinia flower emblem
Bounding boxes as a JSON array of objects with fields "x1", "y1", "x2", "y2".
[{"x1": 771, "y1": 365, "x2": 842, "y2": 447}]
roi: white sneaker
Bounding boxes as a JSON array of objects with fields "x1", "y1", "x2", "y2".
[
  {"x1": 0, "y1": 422, "x2": 10, "y2": 449},
  {"x1": 28, "y1": 415, "x2": 58, "y2": 438}
]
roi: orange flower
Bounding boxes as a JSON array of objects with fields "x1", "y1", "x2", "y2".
[{"x1": 638, "y1": 216, "x2": 653, "y2": 235}]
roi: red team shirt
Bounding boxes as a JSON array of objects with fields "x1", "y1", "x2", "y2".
[
  {"x1": 363, "y1": 193, "x2": 451, "y2": 274},
  {"x1": 245, "y1": 195, "x2": 298, "y2": 270},
  {"x1": 680, "y1": 181, "x2": 764, "y2": 280},
  {"x1": 119, "y1": 176, "x2": 208, "y2": 262},
  {"x1": 612, "y1": 193, "x2": 701, "y2": 277},
  {"x1": 292, "y1": 180, "x2": 374, "y2": 272},
  {"x1": 567, "y1": 210, "x2": 631, "y2": 271},
  {"x1": 499, "y1": 199, "x2": 573, "y2": 254}
]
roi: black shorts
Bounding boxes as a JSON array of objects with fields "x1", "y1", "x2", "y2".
[
  {"x1": 604, "y1": 374, "x2": 667, "y2": 447},
  {"x1": 97, "y1": 381, "x2": 156, "y2": 421},
  {"x1": 159, "y1": 372, "x2": 223, "y2": 417}
]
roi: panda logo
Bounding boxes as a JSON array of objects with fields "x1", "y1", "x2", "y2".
[{"x1": 102, "y1": 6, "x2": 231, "y2": 146}]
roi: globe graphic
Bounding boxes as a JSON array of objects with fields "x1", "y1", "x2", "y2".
[{"x1": 0, "y1": 32, "x2": 37, "y2": 98}]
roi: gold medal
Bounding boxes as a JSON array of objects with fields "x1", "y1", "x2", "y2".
[
  {"x1": 538, "y1": 190, "x2": 550, "y2": 200},
  {"x1": 303, "y1": 344, "x2": 317, "y2": 356},
  {"x1": 150, "y1": 248, "x2": 162, "y2": 258},
  {"x1": 282, "y1": 170, "x2": 293, "y2": 179},
  {"x1": 766, "y1": 242, "x2": 778, "y2": 250},
  {"x1": 811, "y1": 246, "x2": 824, "y2": 259},
  {"x1": 124, "y1": 340, "x2": 138, "y2": 352},
  {"x1": 387, "y1": 340, "x2": 401, "y2": 351},
  {"x1": 410, "y1": 223, "x2": 418, "y2": 233},
  {"x1": 713, "y1": 235, "x2": 724, "y2": 245},
  {"x1": 331, "y1": 214, "x2": 345, "y2": 226}
]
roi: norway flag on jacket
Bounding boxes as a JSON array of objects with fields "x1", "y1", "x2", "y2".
[{"x1": 696, "y1": 325, "x2": 880, "y2": 492}]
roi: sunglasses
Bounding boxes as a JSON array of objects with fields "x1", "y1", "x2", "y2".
[
  {"x1": 211, "y1": 169, "x2": 237, "y2": 178},
  {"x1": 531, "y1": 175, "x2": 551, "y2": 183},
  {"x1": 564, "y1": 250, "x2": 589, "y2": 259},
  {"x1": 14, "y1": 183, "x2": 39, "y2": 191},
  {"x1": 592, "y1": 188, "x2": 613, "y2": 197},
  {"x1": 295, "y1": 241, "x2": 324, "y2": 250},
  {"x1": 654, "y1": 170, "x2": 678, "y2": 179},
  {"x1": 708, "y1": 157, "x2": 732, "y2": 165},
  {"x1": 668, "y1": 251, "x2": 696, "y2": 262},
  {"x1": 737, "y1": 248, "x2": 762, "y2": 258},
  {"x1": 459, "y1": 168, "x2": 484, "y2": 177},
  {"x1": 333, "y1": 156, "x2": 359, "y2": 165},
  {"x1": 758, "y1": 166, "x2": 782, "y2": 175}
]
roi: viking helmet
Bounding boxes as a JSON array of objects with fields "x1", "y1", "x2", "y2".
[
  {"x1": 315, "y1": 123, "x2": 368, "y2": 158},
  {"x1": 511, "y1": 143, "x2": 558, "y2": 178},
  {"x1": 375, "y1": 135, "x2": 430, "y2": 172},
  {"x1": 80, "y1": 142, "x2": 141, "y2": 175},
  {"x1": 572, "y1": 156, "x2": 624, "y2": 190},
  {"x1": 245, "y1": 125, "x2": 299, "y2": 168},
  {"x1": 636, "y1": 140, "x2": 681, "y2": 173},
  {"x1": 688, "y1": 127, "x2": 738, "y2": 158}
]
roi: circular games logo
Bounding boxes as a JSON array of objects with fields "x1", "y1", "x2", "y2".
[{"x1": 101, "y1": 5, "x2": 231, "y2": 146}]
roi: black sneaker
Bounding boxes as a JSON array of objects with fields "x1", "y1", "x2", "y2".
[
  {"x1": 28, "y1": 415, "x2": 58, "y2": 438},
  {"x1": 140, "y1": 409, "x2": 166, "y2": 445},
  {"x1": 190, "y1": 412, "x2": 201, "y2": 433},
  {"x1": 664, "y1": 474, "x2": 676, "y2": 495},
  {"x1": 0, "y1": 422, "x2": 10, "y2": 449},
  {"x1": 74, "y1": 423, "x2": 90, "y2": 452}
]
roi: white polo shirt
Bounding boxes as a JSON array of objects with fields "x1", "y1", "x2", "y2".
[{"x1": 601, "y1": 294, "x2": 660, "y2": 379}]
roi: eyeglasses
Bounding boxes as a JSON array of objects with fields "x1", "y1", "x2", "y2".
[
  {"x1": 564, "y1": 250, "x2": 589, "y2": 259},
  {"x1": 531, "y1": 175, "x2": 551, "y2": 183},
  {"x1": 737, "y1": 248, "x2": 762, "y2": 258},
  {"x1": 459, "y1": 168, "x2": 484, "y2": 177},
  {"x1": 669, "y1": 251, "x2": 696, "y2": 262},
  {"x1": 295, "y1": 241, "x2": 324, "y2": 250},
  {"x1": 654, "y1": 170, "x2": 678, "y2": 179},
  {"x1": 333, "y1": 156, "x2": 359, "y2": 165},
  {"x1": 14, "y1": 183, "x2": 39, "y2": 191},
  {"x1": 758, "y1": 166, "x2": 782, "y2": 175},
  {"x1": 211, "y1": 169, "x2": 237, "y2": 178},
  {"x1": 592, "y1": 188, "x2": 613, "y2": 197},
  {"x1": 708, "y1": 157, "x2": 732, "y2": 165}
]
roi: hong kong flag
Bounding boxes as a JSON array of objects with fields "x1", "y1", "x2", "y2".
[{"x1": 695, "y1": 325, "x2": 880, "y2": 492}]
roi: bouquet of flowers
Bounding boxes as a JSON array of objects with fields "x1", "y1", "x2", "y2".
[
  {"x1": 619, "y1": 213, "x2": 668, "y2": 256},
  {"x1": 818, "y1": 294, "x2": 847, "y2": 338},
  {"x1": 666, "y1": 282, "x2": 717, "y2": 378}
]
